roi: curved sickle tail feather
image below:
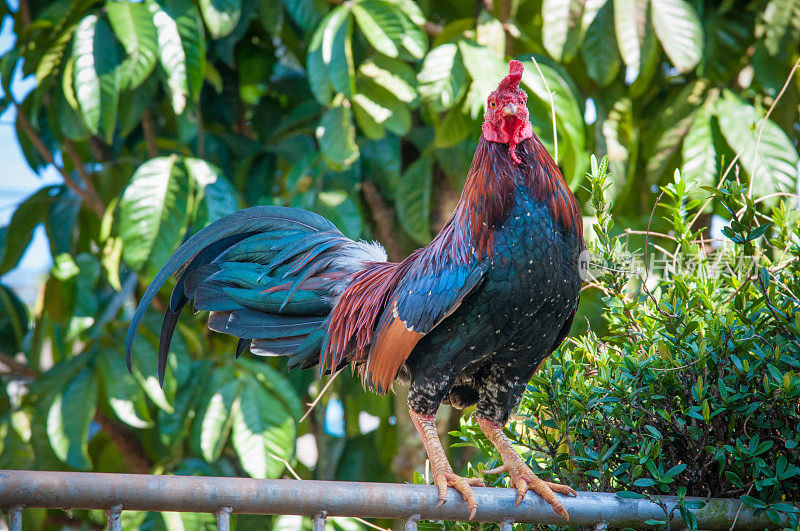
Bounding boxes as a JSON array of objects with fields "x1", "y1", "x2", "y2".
[{"x1": 124, "y1": 205, "x2": 388, "y2": 386}]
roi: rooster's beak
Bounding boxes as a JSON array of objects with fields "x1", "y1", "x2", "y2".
[{"x1": 503, "y1": 103, "x2": 518, "y2": 116}]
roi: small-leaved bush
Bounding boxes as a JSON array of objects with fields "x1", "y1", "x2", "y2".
[{"x1": 452, "y1": 157, "x2": 800, "y2": 530}]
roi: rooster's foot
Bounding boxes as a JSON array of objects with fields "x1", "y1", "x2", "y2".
[
  {"x1": 484, "y1": 463, "x2": 575, "y2": 519},
  {"x1": 431, "y1": 469, "x2": 485, "y2": 519}
]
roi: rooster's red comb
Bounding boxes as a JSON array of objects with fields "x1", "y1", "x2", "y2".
[{"x1": 496, "y1": 60, "x2": 524, "y2": 92}]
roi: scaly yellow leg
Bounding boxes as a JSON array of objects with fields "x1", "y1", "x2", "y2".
[
  {"x1": 409, "y1": 409, "x2": 485, "y2": 519},
  {"x1": 477, "y1": 416, "x2": 576, "y2": 520}
]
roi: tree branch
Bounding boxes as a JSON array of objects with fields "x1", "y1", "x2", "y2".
[
  {"x1": 14, "y1": 104, "x2": 105, "y2": 217},
  {"x1": 93, "y1": 411, "x2": 153, "y2": 474}
]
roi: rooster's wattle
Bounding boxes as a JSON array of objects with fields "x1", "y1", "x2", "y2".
[{"x1": 126, "y1": 60, "x2": 584, "y2": 520}]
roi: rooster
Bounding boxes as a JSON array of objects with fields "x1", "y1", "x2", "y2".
[{"x1": 126, "y1": 60, "x2": 584, "y2": 520}]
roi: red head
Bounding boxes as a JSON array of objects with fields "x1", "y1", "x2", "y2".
[{"x1": 481, "y1": 60, "x2": 533, "y2": 164}]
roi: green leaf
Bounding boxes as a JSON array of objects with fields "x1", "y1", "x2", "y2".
[
  {"x1": 634, "y1": 478, "x2": 657, "y2": 487},
  {"x1": 317, "y1": 101, "x2": 359, "y2": 169},
  {"x1": 651, "y1": 0, "x2": 703, "y2": 73},
  {"x1": 762, "y1": 0, "x2": 800, "y2": 56},
  {"x1": 0, "y1": 186, "x2": 57, "y2": 274},
  {"x1": 307, "y1": 6, "x2": 354, "y2": 105},
  {"x1": 397, "y1": 155, "x2": 432, "y2": 244},
  {"x1": 617, "y1": 490, "x2": 646, "y2": 499},
  {"x1": 715, "y1": 91, "x2": 800, "y2": 196},
  {"x1": 613, "y1": 0, "x2": 647, "y2": 74},
  {"x1": 98, "y1": 349, "x2": 153, "y2": 429},
  {"x1": 199, "y1": 0, "x2": 241, "y2": 38},
  {"x1": 71, "y1": 14, "x2": 121, "y2": 142},
  {"x1": 35, "y1": 24, "x2": 77, "y2": 83},
  {"x1": 417, "y1": 43, "x2": 467, "y2": 112},
  {"x1": 542, "y1": 0, "x2": 584, "y2": 62},
  {"x1": 0, "y1": 283, "x2": 28, "y2": 355},
  {"x1": 199, "y1": 370, "x2": 239, "y2": 462},
  {"x1": 352, "y1": 0, "x2": 405, "y2": 58},
  {"x1": 458, "y1": 39, "x2": 507, "y2": 118},
  {"x1": 682, "y1": 106, "x2": 716, "y2": 185},
  {"x1": 582, "y1": 3, "x2": 620, "y2": 86},
  {"x1": 47, "y1": 367, "x2": 97, "y2": 470},
  {"x1": 284, "y1": 0, "x2": 328, "y2": 30},
  {"x1": 359, "y1": 56, "x2": 417, "y2": 103},
  {"x1": 236, "y1": 358, "x2": 303, "y2": 418},
  {"x1": 147, "y1": 0, "x2": 206, "y2": 114},
  {"x1": 316, "y1": 191, "x2": 362, "y2": 239},
  {"x1": 184, "y1": 157, "x2": 239, "y2": 224},
  {"x1": 231, "y1": 375, "x2": 295, "y2": 478},
  {"x1": 119, "y1": 156, "x2": 192, "y2": 273},
  {"x1": 107, "y1": 0, "x2": 158, "y2": 90}
]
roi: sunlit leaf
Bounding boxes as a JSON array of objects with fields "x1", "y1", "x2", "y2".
[
  {"x1": 231, "y1": 375, "x2": 295, "y2": 478},
  {"x1": 582, "y1": 2, "x2": 620, "y2": 86},
  {"x1": 651, "y1": 0, "x2": 703, "y2": 73},
  {"x1": 715, "y1": 91, "x2": 800, "y2": 196},
  {"x1": 119, "y1": 156, "x2": 192, "y2": 273},
  {"x1": 317, "y1": 100, "x2": 359, "y2": 169},
  {"x1": 107, "y1": 0, "x2": 158, "y2": 90},
  {"x1": 417, "y1": 43, "x2": 467, "y2": 112},
  {"x1": 71, "y1": 14, "x2": 121, "y2": 142},
  {"x1": 199, "y1": 0, "x2": 241, "y2": 38},
  {"x1": 613, "y1": 0, "x2": 647, "y2": 75},
  {"x1": 682, "y1": 106, "x2": 716, "y2": 186},
  {"x1": 47, "y1": 366, "x2": 97, "y2": 470}
]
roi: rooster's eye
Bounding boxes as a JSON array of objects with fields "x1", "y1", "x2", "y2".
[{"x1": 489, "y1": 101, "x2": 496, "y2": 108}]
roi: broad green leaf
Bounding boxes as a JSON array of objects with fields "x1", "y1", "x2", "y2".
[
  {"x1": 199, "y1": 0, "x2": 241, "y2": 38},
  {"x1": 147, "y1": 0, "x2": 206, "y2": 114},
  {"x1": 458, "y1": 39, "x2": 506, "y2": 118},
  {"x1": 71, "y1": 14, "x2": 121, "y2": 142},
  {"x1": 0, "y1": 283, "x2": 28, "y2": 355},
  {"x1": 159, "y1": 360, "x2": 212, "y2": 450},
  {"x1": 236, "y1": 358, "x2": 303, "y2": 418},
  {"x1": 46, "y1": 367, "x2": 97, "y2": 470},
  {"x1": 582, "y1": 2, "x2": 620, "y2": 86},
  {"x1": 284, "y1": 0, "x2": 328, "y2": 30},
  {"x1": 397, "y1": 155, "x2": 432, "y2": 244},
  {"x1": 316, "y1": 191, "x2": 362, "y2": 239},
  {"x1": 0, "y1": 186, "x2": 56, "y2": 274},
  {"x1": 307, "y1": 6, "x2": 355, "y2": 104},
  {"x1": 107, "y1": 0, "x2": 159, "y2": 90},
  {"x1": 352, "y1": 0, "x2": 405, "y2": 58},
  {"x1": 520, "y1": 58, "x2": 586, "y2": 184},
  {"x1": 185, "y1": 158, "x2": 239, "y2": 224},
  {"x1": 231, "y1": 375, "x2": 295, "y2": 479},
  {"x1": 119, "y1": 156, "x2": 192, "y2": 273},
  {"x1": 434, "y1": 102, "x2": 472, "y2": 148},
  {"x1": 354, "y1": 80, "x2": 411, "y2": 136},
  {"x1": 98, "y1": 349, "x2": 153, "y2": 429},
  {"x1": 682, "y1": 106, "x2": 716, "y2": 186},
  {"x1": 417, "y1": 43, "x2": 467, "y2": 112},
  {"x1": 35, "y1": 24, "x2": 77, "y2": 82},
  {"x1": 476, "y1": 10, "x2": 505, "y2": 57},
  {"x1": 542, "y1": 0, "x2": 584, "y2": 62},
  {"x1": 353, "y1": 93, "x2": 388, "y2": 139},
  {"x1": 360, "y1": 136, "x2": 401, "y2": 198},
  {"x1": 762, "y1": 0, "x2": 800, "y2": 56},
  {"x1": 127, "y1": 331, "x2": 175, "y2": 413},
  {"x1": 200, "y1": 372, "x2": 239, "y2": 462},
  {"x1": 715, "y1": 91, "x2": 800, "y2": 196},
  {"x1": 317, "y1": 101, "x2": 359, "y2": 169},
  {"x1": 613, "y1": 0, "x2": 647, "y2": 74},
  {"x1": 644, "y1": 80, "x2": 707, "y2": 182},
  {"x1": 651, "y1": 0, "x2": 703, "y2": 73}
]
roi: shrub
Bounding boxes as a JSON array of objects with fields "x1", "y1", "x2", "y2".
[{"x1": 453, "y1": 157, "x2": 800, "y2": 530}]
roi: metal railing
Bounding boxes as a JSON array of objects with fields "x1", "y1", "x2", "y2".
[{"x1": 0, "y1": 470, "x2": 789, "y2": 530}]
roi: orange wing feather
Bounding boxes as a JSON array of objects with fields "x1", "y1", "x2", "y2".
[{"x1": 361, "y1": 300, "x2": 424, "y2": 393}]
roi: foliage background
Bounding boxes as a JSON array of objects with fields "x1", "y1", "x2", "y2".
[{"x1": 0, "y1": 0, "x2": 798, "y2": 528}]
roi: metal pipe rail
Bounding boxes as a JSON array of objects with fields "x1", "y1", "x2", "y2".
[{"x1": 0, "y1": 470, "x2": 787, "y2": 530}]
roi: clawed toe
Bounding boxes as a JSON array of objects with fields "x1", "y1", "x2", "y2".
[{"x1": 434, "y1": 471, "x2": 483, "y2": 519}]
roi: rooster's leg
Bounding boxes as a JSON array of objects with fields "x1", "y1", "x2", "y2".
[
  {"x1": 476, "y1": 416, "x2": 576, "y2": 520},
  {"x1": 409, "y1": 409, "x2": 485, "y2": 519}
]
